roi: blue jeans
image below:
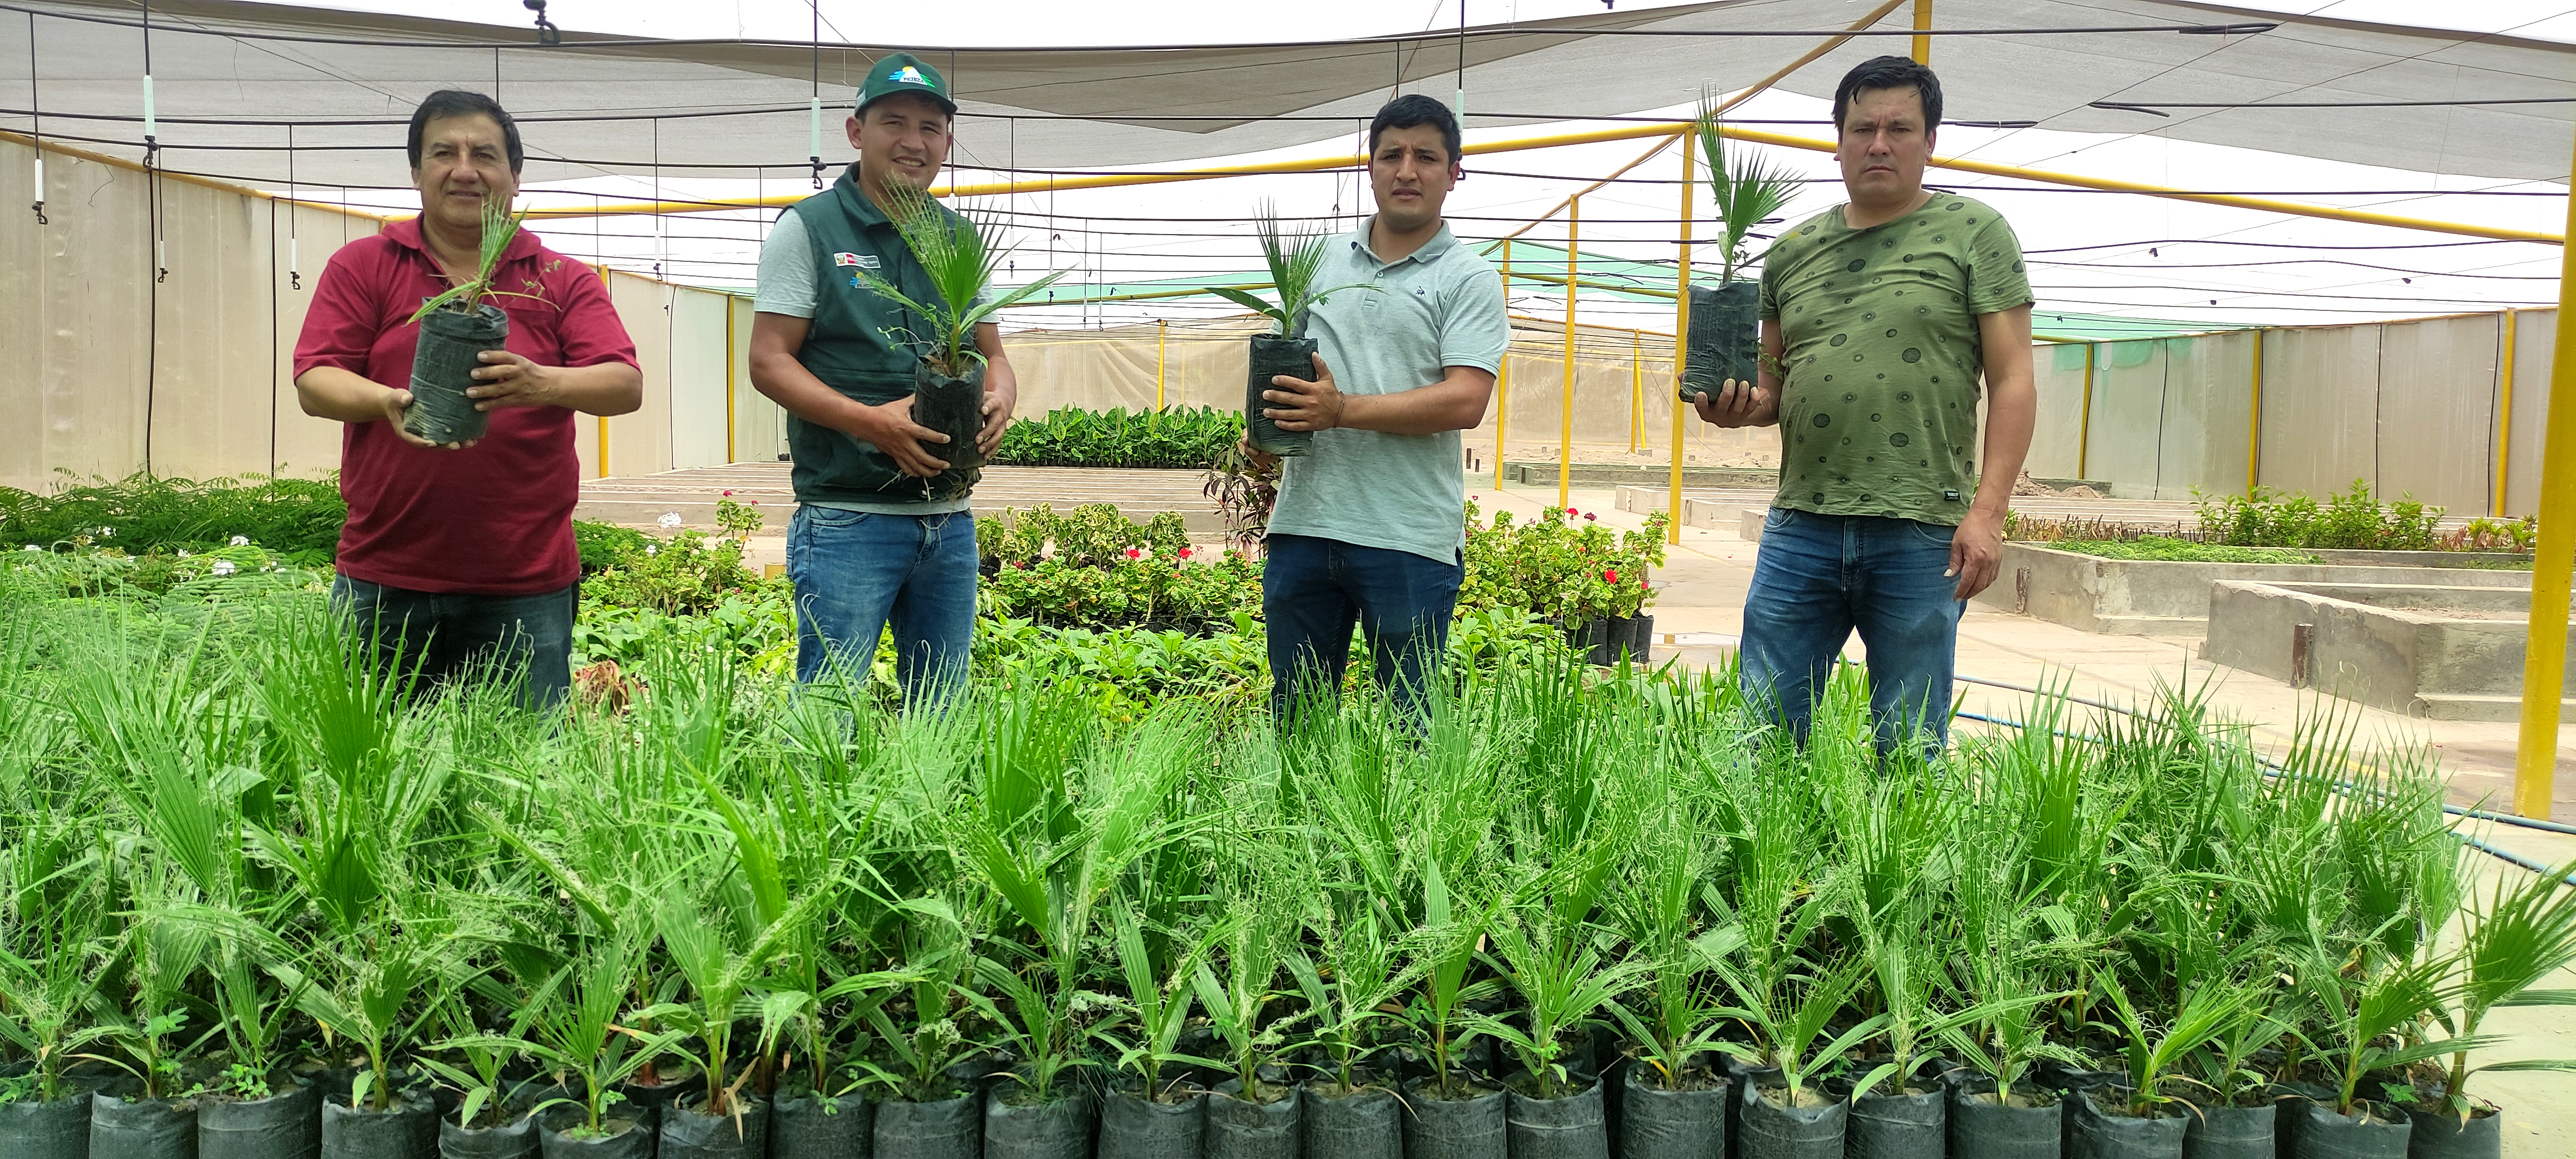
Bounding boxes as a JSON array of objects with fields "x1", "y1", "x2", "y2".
[
  {"x1": 1263, "y1": 533, "x2": 1462, "y2": 727},
  {"x1": 788, "y1": 505, "x2": 977, "y2": 703},
  {"x1": 1739, "y1": 508, "x2": 1965, "y2": 752},
  {"x1": 330, "y1": 575, "x2": 576, "y2": 710}
]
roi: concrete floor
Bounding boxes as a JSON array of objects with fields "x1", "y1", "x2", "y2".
[{"x1": 596, "y1": 461, "x2": 2575, "y2": 1151}]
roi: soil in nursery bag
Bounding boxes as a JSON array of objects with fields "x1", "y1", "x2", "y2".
[
  {"x1": 92, "y1": 1087, "x2": 199, "y2": 1159},
  {"x1": 1845, "y1": 1084, "x2": 1944, "y2": 1159},
  {"x1": 1949, "y1": 1079, "x2": 2062, "y2": 1159},
  {"x1": 438, "y1": 1112, "x2": 538, "y2": 1159},
  {"x1": 1680, "y1": 281, "x2": 1760, "y2": 402},
  {"x1": 1100, "y1": 1087, "x2": 1204, "y2": 1159},
  {"x1": 1617, "y1": 1065, "x2": 1725, "y2": 1159},
  {"x1": 2178, "y1": 1101, "x2": 2271, "y2": 1159},
  {"x1": 614, "y1": 1073, "x2": 695, "y2": 1136},
  {"x1": 2398, "y1": 1099, "x2": 2499, "y2": 1159},
  {"x1": 1246, "y1": 334, "x2": 1319, "y2": 457},
  {"x1": 200, "y1": 1079, "x2": 320, "y2": 1159},
  {"x1": 538, "y1": 1115, "x2": 652, "y2": 1158},
  {"x1": 1507, "y1": 1078, "x2": 1612, "y2": 1159},
  {"x1": 3, "y1": 1091, "x2": 95, "y2": 1159},
  {"x1": 1721, "y1": 1055, "x2": 1780, "y2": 1159},
  {"x1": 982, "y1": 1085, "x2": 1093, "y2": 1159},
  {"x1": 324, "y1": 1092, "x2": 439, "y2": 1159},
  {"x1": 406, "y1": 303, "x2": 506, "y2": 446},
  {"x1": 1402, "y1": 1082, "x2": 1505, "y2": 1159},
  {"x1": 768, "y1": 1088, "x2": 869, "y2": 1159},
  {"x1": 660, "y1": 1097, "x2": 767, "y2": 1158},
  {"x1": 1733, "y1": 1082, "x2": 1842, "y2": 1159},
  {"x1": 2284, "y1": 1098, "x2": 2409, "y2": 1159},
  {"x1": 911, "y1": 358, "x2": 988, "y2": 500},
  {"x1": 2068, "y1": 1088, "x2": 2186, "y2": 1159},
  {"x1": 1206, "y1": 1078, "x2": 1299, "y2": 1159},
  {"x1": 876, "y1": 1093, "x2": 978, "y2": 1159},
  {"x1": 1302, "y1": 1079, "x2": 1399, "y2": 1159}
]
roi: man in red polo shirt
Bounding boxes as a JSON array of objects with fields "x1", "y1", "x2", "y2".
[{"x1": 294, "y1": 90, "x2": 641, "y2": 708}]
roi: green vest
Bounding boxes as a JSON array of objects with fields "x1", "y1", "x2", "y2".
[{"x1": 783, "y1": 165, "x2": 973, "y2": 506}]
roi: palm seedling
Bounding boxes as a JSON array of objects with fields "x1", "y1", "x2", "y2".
[
  {"x1": 852, "y1": 895, "x2": 985, "y2": 1103},
  {"x1": 2287, "y1": 943, "x2": 2469, "y2": 1121},
  {"x1": 1936, "y1": 808, "x2": 2081, "y2": 1103},
  {"x1": 87, "y1": 885, "x2": 214, "y2": 1102},
  {"x1": 1287, "y1": 822, "x2": 1422, "y2": 1100},
  {"x1": 402, "y1": 194, "x2": 535, "y2": 445},
  {"x1": 2096, "y1": 973, "x2": 2257, "y2": 1118},
  {"x1": 1702, "y1": 902, "x2": 1885, "y2": 1106},
  {"x1": 1205, "y1": 201, "x2": 1378, "y2": 455},
  {"x1": 639, "y1": 883, "x2": 831, "y2": 1121},
  {"x1": 2414, "y1": 855, "x2": 2576, "y2": 1118},
  {"x1": 853, "y1": 183, "x2": 1066, "y2": 486},
  {"x1": 1607, "y1": 749, "x2": 1736, "y2": 1093},
  {"x1": 1106, "y1": 899, "x2": 1219, "y2": 1099},
  {"x1": 0, "y1": 889, "x2": 113, "y2": 1107},
  {"x1": 1193, "y1": 824, "x2": 1310, "y2": 1098},
  {"x1": 1474, "y1": 881, "x2": 1654, "y2": 1100},
  {"x1": 516, "y1": 936, "x2": 686, "y2": 1138},
  {"x1": 419, "y1": 985, "x2": 548, "y2": 1129},
  {"x1": 1680, "y1": 91, "x2": 1800, "y2": 401}
]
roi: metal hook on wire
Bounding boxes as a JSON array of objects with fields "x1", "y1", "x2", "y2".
[{"x1": 523, "y1": 0, "x2": 560, "y2": 47}]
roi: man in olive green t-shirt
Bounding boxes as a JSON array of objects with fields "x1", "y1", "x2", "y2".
[{"x1": 1694, "y1": 56, "x2": 2036, "y2": 753}]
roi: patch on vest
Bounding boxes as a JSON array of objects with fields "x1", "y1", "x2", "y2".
[{"x1": 833, "y1": 252, "x2": 881, "y2": 270}]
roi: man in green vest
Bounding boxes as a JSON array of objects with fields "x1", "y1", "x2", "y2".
[{"x1": 748, "y1": 52, "x2": 1019, "y2": 702}]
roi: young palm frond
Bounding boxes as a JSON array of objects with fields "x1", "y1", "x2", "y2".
[
  {"x1": 2425, "y1": 855, "x2": 2576, "y2": 1113},
  {"x1": 856, "y1": 182, "x2": 1066, "y2": 373},
  {"x1": 1696, "y1": 91, "x2": 1801, "y2": 284},
  {"x1": 407, "y1": 196, "x2": 535, "y2": 322},
  {"x1": 1204, "y1": 201, "x2": 1377, "y2": 337}
]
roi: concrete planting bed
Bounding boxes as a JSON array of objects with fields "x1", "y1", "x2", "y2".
[
  {"x1": 2201, "y1": 581, "x2": 2573, "y2": 722},
  {"x1": 1973, "y1": 543, "x2": 2531, "y2": 636}
]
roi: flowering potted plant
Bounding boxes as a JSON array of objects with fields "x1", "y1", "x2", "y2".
[
  {"x1": 1679, "y1": 95, "x2": 1799, "y2": 405},
  {"x1": 404, "y1": 196, "x2": 534, "y2": 446},
  {"x1": 855, "y1": 183, "x2": 1065, "y2": 499},
  {"x1": 1206, "y1": 202, "x2": 1376, "y2": 457}
]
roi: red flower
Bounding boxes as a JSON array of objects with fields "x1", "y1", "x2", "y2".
[
  {"x1": 1604, "y1": 568, "x2": 1618, "y2": 583},
  {"x1": 1178, "y1": 547, "x2": 1193, "y2": 559},
  {"x1": 1565, "y1": 507, "x2": 1578, "y2": 514},
  {"x1": 721, "y1": 490, "x2": 733, "y2": 496},
  {"x1": 1124, "y1": 548, "x2": 1142, "y2": 558},
  {"x1": 1584, "y1": 513, "x2": 1597, "y2": 522},
  {"x1": 748, "y1": 499, "x2": 759, "y2": 505}
]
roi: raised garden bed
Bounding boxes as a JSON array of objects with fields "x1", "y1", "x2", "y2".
[
  {"x1": 2202, "y1": 580, "x2": 2575, "y2": 721},
  {"x1": 1975, "y1": 543, "x2": 2532, "y2": 636}
]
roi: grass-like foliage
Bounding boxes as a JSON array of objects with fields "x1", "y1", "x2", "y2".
[
  {"x1": 1697, "y1": 92, "x2": 1802, "y2": 285},
  {"x1": 3, "y1": 579, "x2": 2569, "y2": 1134},
  {"x1": 406, "y1": 196, "x2": 534, "y2": 322},
  {"x1": 1204, "y1": 201, "x2": 1375, "y2": 338},
  {"x1": 855, "y1": 182, "x2": 1065, "y2": 374}
]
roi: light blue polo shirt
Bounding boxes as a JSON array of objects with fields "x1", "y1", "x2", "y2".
[{"x1": 1265, "y1": 220, "x2": 1507, "y2": 564}]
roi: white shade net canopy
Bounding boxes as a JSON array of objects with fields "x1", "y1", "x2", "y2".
[{"x1": 0, "y1": 0, "x2": 2569, "y2": 189}]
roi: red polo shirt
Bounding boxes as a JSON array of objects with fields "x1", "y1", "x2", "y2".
[{"x1": 293, "y1": 219, "x2": 637, "y2": 595}]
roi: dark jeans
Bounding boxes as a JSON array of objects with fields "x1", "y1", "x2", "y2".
[
  {"x1": 787, "y1": 505, "x2": 978, "y2": 705},
  {"x1": 1738, "y1": 507, "x2": 1964, "y2": 753},
  {"x1": 330, "y1": 575, "x2": 577, "y2": 710},
  {"x1": 1262, "y1": 533, "x2": 1463, "y2": 727}
]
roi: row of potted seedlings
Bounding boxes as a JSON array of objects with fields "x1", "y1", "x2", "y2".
[{"x1": 2, "y1": 616, "x2": 2567, "y2": 1159}]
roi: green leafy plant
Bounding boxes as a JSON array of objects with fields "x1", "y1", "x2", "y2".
[
  {"x1": 406, "y1": 196, "x2": 536, "y2": 322},
  {"x1": 1696, "y1": 93, "x2": 1801, "y2": 284},
  {"x1": 854, "y1": 182, "x2": 1065, "y2": 374},
  {"x1": 1204, "y1": 201, "x2": 1375, "y2": 337},
  {"x1": 2417, "y1": 856, "x2": 2576, "y2": 1118},
  {"x1": 994, "y1": 406, "x2": 1243, "y2": 470}
]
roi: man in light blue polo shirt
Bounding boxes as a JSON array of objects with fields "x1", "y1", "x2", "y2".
[{"x1": 1251, "y1": 94, "x2": 1509, "y2": 725}]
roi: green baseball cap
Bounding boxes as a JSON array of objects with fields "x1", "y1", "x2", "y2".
[{"x1": 856, "y1": 52, "x2": 957, "y2": 118}]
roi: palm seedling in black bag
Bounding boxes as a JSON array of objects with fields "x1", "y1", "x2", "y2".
[
  {"x1": 404, "y1": 196, "x2": 533, "y2": 447},
  {"x1": 1679, "y1": 95, "x2": 1799, "y2": 406},
  {"x1": 855, "y1": 183, "x2": 1065, "y2": 500},
  {"x1": 1207, "y1": 202, "x2": 1377, "y2": 457}
]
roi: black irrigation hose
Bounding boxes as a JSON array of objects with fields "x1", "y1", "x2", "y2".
[{"x1": 1947, "y1": 705, "x2": 2576, "y2": 888}]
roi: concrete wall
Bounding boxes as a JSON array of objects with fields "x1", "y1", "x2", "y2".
[
  {"x1": 2203, "y1": 580, "x2": 2570, "y2": 721},
  {"x1": 1973, "y1": 542, "x2": 2534, "y2": 636}
]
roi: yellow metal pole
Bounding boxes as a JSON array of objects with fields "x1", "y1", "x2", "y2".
[
  {"x1": 1560, "y1": 199, "x2": 1579, "y2": 510},
  {"x1": 1668, "y1": 134, "x2": 1695, "y2": 546},
  {"x1": 1156, "y1": 319, "x2": 1168, "y2": 410},
  {"x1": 1913, "y1": 0, "x2": 1933, "y2": 63},
  {"x1": 2512, "y1": 128, "x2": 2576, "y2": 817},
  {"x1": 1631, "y1": 332, "x2": 1643, "y2": 454},
  {"x1": 2247, "y1": 329, "x2": 2265, "y2": 490},
  {"x1": 2077, "y1": 343, "x2": 2095, "y2": 481},
  {"x1": 2496, "y1": 309, "x2": 2518, "y2": 515},
  {"x1": 1497, "y1": 239, "x2": 1513, "y2": 491}
]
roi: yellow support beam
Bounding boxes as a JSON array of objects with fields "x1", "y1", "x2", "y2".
[
  {"x1": 2497, "y1": 309, "x2": 2519, "y2": 515},
  {"x1": 1497, "y1": 239, "x2": 1513, "y2": 493},
  {"x1": 1631, "y1": 331, "x2": 1643, "y2": 454},
  {"x1": 1914, "y1": 0, "x2": 1934, "y2": 64},
  {"x1": 2247, "y1": 329, "x2": 2265, "y2": 490},
  {"x1": 1668, "y1": 137, "x2": 1695, "y2": 547},
  {"x1": 529, "y1": 124, "x2": 2560, "y2": 246},
  {"x1": 723, "y1": 299, "x2": 738, "y2": 463},
  {"x1": 1155, "y1": 319, "x2": 1168, "y2": 410},
  {"x1": 2512, "y1": 119, "x2": 2576, "y2": 818},
  {"x1": 2077, "y1": 342, "x2": 2095, "y2": 481},
  {"x1": 1560, "y1": 198, "x2": 1579, "y2": 510}
]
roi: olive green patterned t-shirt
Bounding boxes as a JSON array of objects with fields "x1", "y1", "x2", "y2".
[{"x1": 1757, "y1": 194, "x2": 2032, "y2": 527}]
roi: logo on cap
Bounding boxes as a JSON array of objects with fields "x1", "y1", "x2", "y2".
[{"x1": 890, "y1": 65, "x2": 929, "y2": 86}]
